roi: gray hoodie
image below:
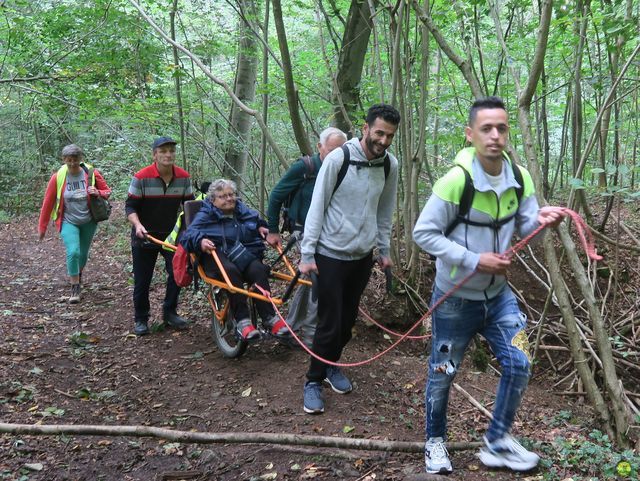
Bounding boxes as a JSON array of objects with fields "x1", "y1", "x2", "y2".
[
  {"x1": 300, "y1": 137, "x2": 398, "y2": 264},
  {"x1": 413, "y1": 147, "x2": 541, "y2": 300}
]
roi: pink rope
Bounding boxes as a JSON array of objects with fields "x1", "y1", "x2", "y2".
[{"x1": 257, "y1": 207, "x2": 601, "y2": 367}]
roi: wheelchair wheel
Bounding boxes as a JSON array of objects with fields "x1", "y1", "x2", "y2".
[{"x1": 209, "y1": 286, "x2": 248, "y2": 358}]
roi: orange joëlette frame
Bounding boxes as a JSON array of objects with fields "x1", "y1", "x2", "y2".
[{"x1": 144, "y1": 235, "x2": 310, "y2": 306}]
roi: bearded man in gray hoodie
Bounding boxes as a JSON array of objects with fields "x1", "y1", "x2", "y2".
[{"x1": 298, "y1": 103, "x2": 400, "y2": 415}]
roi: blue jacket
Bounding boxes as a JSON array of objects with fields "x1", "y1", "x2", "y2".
[{"x1": 180, "y1": 198, "x2": 268, "y2": 259}]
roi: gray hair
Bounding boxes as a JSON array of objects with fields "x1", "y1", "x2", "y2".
[
  {"x1": 319, "y1": 127, "x2": 347, "y2": 146},
  {"x1": 61, "y1": 144, "x2": 84, "y2": 158},
  {"x1": 207, "y1": 179, "x2": 237, "y2": 201}
]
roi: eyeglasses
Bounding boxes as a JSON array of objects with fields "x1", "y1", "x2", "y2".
[{"x1": 216, "y1": 192, "x2": 236, "y2": 200}]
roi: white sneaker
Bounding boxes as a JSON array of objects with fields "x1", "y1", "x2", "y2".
[
  {"x1": 69, "y1": 284, "x2": 81, "y2": 304},
  {"x1": 479, "y1": 434, "x2": 540, "y2": 471},
  {"x1": 425, "y1": 437, "x2": 453, "y2": 474}
]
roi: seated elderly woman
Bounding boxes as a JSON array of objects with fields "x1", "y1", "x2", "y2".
[{"x1": 181, "y1": 179, "x2": 289, "y2": 341}]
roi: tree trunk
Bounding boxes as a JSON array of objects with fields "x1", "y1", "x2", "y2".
[
  {"x1": 224, "y1": 0, "x2": 259, "y2": 189},
  {"x1": 367, "y1": 0, "x2": 385, "y2": 103},
  {"x1": 411, "y1": 0, "x2": 484, "y2": 98},
  {"x1": 332, "y1": 0, "x2": 374, "y2": 132},
  {"x1": 271, "y1": 0, "x2": 312, "y2": 155},
  {"x1": 409, "y1": 0, "x2": 433, "y2": 280},
  {"x1": 512, "y1": 0, "x2": 630, "y2": 446},
  {"x1": 535, "y1": 68, "x2": 550, "y2": 198},
  {"x1": 170, "y1": 0, "x2": 188, "y2": 170},
  {"x1": 569, "y1": 0, "x2": 592, "y2": 219},
  {"x1": 315, "y1": 5, "x2": 354, "y2": 137},
  {"x1": 597, "y1": 0, "x2": 630, "y2": 230},
  {"x1": 259, "y1": 0, "x2": 271, "y2": 213},
  {"x1": 128, "y1": 0, "x2": 289, "y2": 170}
]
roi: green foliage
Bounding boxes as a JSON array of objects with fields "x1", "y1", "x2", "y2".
[
  {"x1": 67, "y1": 331, "x2": 92, "y2": 347},
  {"x1": 75, "y1": 387, "x2": 117, "y2": 401},
  {"x1": 0, "y1": 382, "x2": 35, "y2": 404},
  {"x1": 549, "y1": 409, "x2": 574, "y2": 427},
  {"x1": 469, "y1": 341, "x2": 490, "y2": 372},
  {"x1": 39, "y1": 406, "x2": 65, "y2": 417},
  {"x1": 538, "y1": 430, "x2": 640, "y2": 480},
  {"x1": 0, "y1": 0, "x2": 637, "y2": 245},
  {"x1": 0, "y1": 211, "x2": 12, "y2": 223}
]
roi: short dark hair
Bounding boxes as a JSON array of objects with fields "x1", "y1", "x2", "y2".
[
  {"x1": 468, "y1": 96, "x2": 506, "y2": 126},
  {"x1": 365, "y1": 103, "x2": 401, "y2": 126}
]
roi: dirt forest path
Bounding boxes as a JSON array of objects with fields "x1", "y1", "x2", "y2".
[{"x1": 0, "y1": 206, "x2": 587, "y2": 480}]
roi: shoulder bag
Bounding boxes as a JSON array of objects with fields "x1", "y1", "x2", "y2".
[{"x1": 86, "y1": 167, "x2": 112, "y2": 222}]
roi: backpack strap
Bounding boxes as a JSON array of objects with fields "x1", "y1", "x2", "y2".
[
  {"x1": 512, "y1": 162, "x2": 524, "y2": 206},
  {"x1": 333, "y1": 145, "x2": 390, "y2": 194},
  {"x1": 443, "y1": 160, "x2": 524, "y2": 238},
  {"x1": 80, "y1": 164, "x2": 96, "y2": 186},
  {"x1": 444, "y1": 165, "x2": 474, "y2": 237},
  {"x1": 300, "y1": 155, "x2": 316, "y2": 180},
  {"x1": 333, "y1": 145, "x2": 351, "y2": 194},
  {"x1": 383, "y1": 153, "x2": 390, "y2": 180}
]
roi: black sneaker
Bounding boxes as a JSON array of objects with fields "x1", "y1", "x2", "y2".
[
  {"x1": 163, "y1": 310, "x2": 189, "y2": 330},
  {"x1": 134, "y1": 320, "x2": 149, "y2": 336},
  {"x1": 69, "y1": 284, "x2": 81, "y2": 304}
]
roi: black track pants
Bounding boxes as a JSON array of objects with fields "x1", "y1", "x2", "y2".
[{"x1": 306, "y1": 252, "x2": 373, "y2": 382}]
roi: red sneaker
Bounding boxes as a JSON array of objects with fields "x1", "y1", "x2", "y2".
[
  {"x1": 236, "y1": 319, "x2": 259, "y2": 341},
  {"x1": 265, "y1": 317, "x2": 289, "y2": 339}
]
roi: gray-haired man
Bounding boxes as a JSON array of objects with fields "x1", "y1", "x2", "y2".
[{"x1": 266, "y1": 127, "x2": 347, "y2": 347}]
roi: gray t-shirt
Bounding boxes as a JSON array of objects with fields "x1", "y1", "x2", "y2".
[{"x1": 63, "y1": 171, "x2": 92, "y2": 225}]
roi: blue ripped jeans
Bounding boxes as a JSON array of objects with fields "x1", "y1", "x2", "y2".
[{"x1": 425, "y1": 285, "x2": 531, "y2": 442}]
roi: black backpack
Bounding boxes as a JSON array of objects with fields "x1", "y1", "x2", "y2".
[
  {"x1": 281, "y1": 146, "x2": 391, "y2": 232},
  {"x1": 281, "y1": 155, "x2": 317, "y2": 233},
  {"x1": 443, "y1": 161, "x2": 524, "y2": 237}
]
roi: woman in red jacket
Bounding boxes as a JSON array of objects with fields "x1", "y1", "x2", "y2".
[{"x1": 38, "y1": 144, "x2": 111, "y2": 303}]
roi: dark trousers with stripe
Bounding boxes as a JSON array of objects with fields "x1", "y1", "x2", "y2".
[
  {"x1": 306, "y1": 252, "x2": 373, "y2": 382},
  {"x1": 132, "y1": 244, "x2": 180, "y2": 322},
  {"x1": 202, "y1": 253, "x2": 275, "y2": 322}
]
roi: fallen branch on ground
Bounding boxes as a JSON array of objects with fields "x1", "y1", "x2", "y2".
[
  {"x1": 453, "y1": 383, "x2": 493, "y2": 420},
  {"x1": 0, "y1": 423, "x2": 482, "y2": 453}
]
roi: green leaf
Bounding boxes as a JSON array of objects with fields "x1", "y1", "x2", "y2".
[
  {"x1": 569, "y1": 178, "x2": 585, "y2": 189},
  {"x1": 342, "y1": 425, "x2": 355, "y2": 433},
  {"x1": 68, "y1": 331, "x2": 90, "y2": 347},
  {"x1": 41, "y1": 406, "x2": 65, "y2": 417},
  {"x1": 75, "y1": 388, "x2": 92, "y2": 399}
]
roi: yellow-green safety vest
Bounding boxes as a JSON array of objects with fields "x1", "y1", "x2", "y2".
[
  {"x1": 163, "y1": 191, "x2": 206, "y2": 249},
  {"x1": 51, "y1": 163, "x2": 95, "y2": 221}
]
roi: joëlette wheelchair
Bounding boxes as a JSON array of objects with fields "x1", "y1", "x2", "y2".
[{"x1": 149, "y1": 200, "x2": 310, "y2": 358}]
